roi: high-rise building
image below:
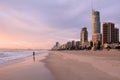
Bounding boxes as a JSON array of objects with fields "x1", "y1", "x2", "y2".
[
  {"x1": 92, "y1": 10, "x2": 101, "y2": 44},
  {"x1": 102, "y1": 22, "x2": 119, "y2": 45},
  {"x1": 80, "y1": 27, "x2": 88, "y2": 46},
  {"x1": 92, "y1": 10, "x2": 101, "y2": 34},
  {"x1": 52, "y1": 42, "x2": 60, "y2": 50},
  {"x1": 92, "y1": 33, "x2": 102, "y2": 43},
  {"x1": 114, "y1": 28, "x2": 119, "y2": 43}
]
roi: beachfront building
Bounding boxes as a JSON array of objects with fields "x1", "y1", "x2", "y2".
[
  {"x1": 75, "y1": 41, "x2": 81, "y2": 49},
  {"x1": 92, "y1": 33, "x2": 102, "y2": 44},
  {"x1": 52, "y1": 42, "x2": 60, "y2": 50},
  {"x1": 71, "y1": 40, "x2": 76, "y2": 50},
  {"x1": 114, "y1": 28, "x2": 119, "y2": 43},
  {"x1": 102, "y1": 22, "x2": 119, "y2": 45},
  {"x1": 80, "y1": 27, "x2": 88, "y2": 47},
  {"x1": 59, "y1": 44, "x2": 67, "y2": 50},
  {"x1": 66, "y1": 41, "x2": 72, "y2": 50},
  {"x1": 92, "y1": 10, "x2": 102, "y2": 46}
]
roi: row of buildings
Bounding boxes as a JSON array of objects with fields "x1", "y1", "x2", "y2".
[
  {"x1": 82, "y1": 10, "x2": 119, "y2": 49},
  {"x1": 52, "y1": 9, "x2": 120, "y2": 50},
  {"x1": 91, "y1": 10, "x2": 119, "y2": 46}
]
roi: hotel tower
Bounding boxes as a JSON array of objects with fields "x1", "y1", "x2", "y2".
[
  {"x1": 80, "y1": 27, "x2": 88, "y2": 46},
  {"x1": 92, "y1": 10, "x2": 102, "y2": 44}
]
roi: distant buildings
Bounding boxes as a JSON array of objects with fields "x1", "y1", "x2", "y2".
[
  {"x1": 66, "y1": 40, "x2": 81, "y2": 50},
  {"x1": 75, "y1": 41, "x2": 81, "y2": 49},
  {"x1": 92, "y1": 10, "x2": 102, "y2": 45},
  {"x1": 80, "y1": 27, "x2": 88, "y2": 47},
  {"x1": 52, "y1": 42, "x2": 60, "y2": 50},
  {"x1": 102, "y1": 22, "x2": 119, "y2": 45},
  {"x1": 52, "y1": 8, "x2": 120, "y2": 51},
  {"x1": 66, "y1": 41, "x2": 72, "y2": 50}
]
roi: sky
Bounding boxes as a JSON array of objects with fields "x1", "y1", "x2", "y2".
[{"x1": 0, "y1": 0, "x2": 120, "y2": 49}]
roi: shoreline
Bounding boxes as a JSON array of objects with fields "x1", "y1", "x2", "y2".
[
  {"x1": 0, "y1": 52, "x2": 55, "y2": 80},
  {"x1": 45, "y1": 50, "x2": 120, "y2": 80},
  {"x1": 0, "y1": 55, "x2": 31, "y2": 68},
  {"x1": 0, "y1": 50, "x2": 120, "y2": 80}
]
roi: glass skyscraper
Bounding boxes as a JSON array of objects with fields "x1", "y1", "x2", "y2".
[
  {"x1": 92, "y1": 10, "x2": 101, "y2": 34},
  {"x1": 92, "y1": 10, "x2": 101, "y2": 43}
]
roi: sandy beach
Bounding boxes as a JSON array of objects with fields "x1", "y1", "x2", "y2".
[
  {"x1": 0, "y1": 53, "x2": 55, "y2": 80},
  {"x1": 0, "y1": 50, "x2": 120, "y2": 80},
  {"x1": 45, "y1": 49, "x2": 120, "y2": 80}
]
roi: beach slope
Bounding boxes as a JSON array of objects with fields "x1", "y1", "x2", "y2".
[{"x1": 45, "y1": 50, "x2": 120, "y2": 80}]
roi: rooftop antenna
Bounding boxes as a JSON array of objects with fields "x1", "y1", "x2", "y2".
[
  {"x1": 91, "y1": 0, "x2": 94, "y2": 14},
  {"x1": 91, "y1": 0, "x2": 94, "y2": 11}
]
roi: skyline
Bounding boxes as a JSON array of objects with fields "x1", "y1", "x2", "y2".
[{"x1": 0, "y1": 0, "x2": 120, "y2": 49}]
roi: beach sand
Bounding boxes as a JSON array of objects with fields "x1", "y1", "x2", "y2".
[
  {"x1": 0, "y1": 53, "x2": 55, "y2": 80},
  {"x1": 0, "y1": 50, "x2": 120, "y2": 80},
  {"x1": 45, "y1": 50, "x2": 120, "y2": 80}
]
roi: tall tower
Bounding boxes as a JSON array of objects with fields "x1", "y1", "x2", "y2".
[
  {"x1": 92, "y1": 10, "x2": 101, "y2": 34},
  {"x1": 92, "y1": 10, "x2": 101, "y2": 44},
  {"x1": 80, "y1": 27, "x2": 88, "y2": 46}
]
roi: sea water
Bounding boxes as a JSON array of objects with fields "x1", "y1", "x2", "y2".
[{"x1": 0, "y1": 49, "x2": 48, "y2": 64}]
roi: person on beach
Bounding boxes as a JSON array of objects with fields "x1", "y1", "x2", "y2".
[
  {"x1": 33, "y1": 51, "x2": 35, "y2": 56},
  {"x1": 33, "y1": 51, "x2": 35, "y2": 62}
]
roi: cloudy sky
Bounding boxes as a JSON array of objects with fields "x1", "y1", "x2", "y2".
[{"x1": 0, "y1": 0, "x2": 120, "y2": 49}]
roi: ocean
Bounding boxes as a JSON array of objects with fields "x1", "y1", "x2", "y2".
[{"x1": 0, "y1": 49, "x2": 48, "y2": 64}]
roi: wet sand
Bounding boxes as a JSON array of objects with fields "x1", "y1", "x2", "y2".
[
  {"x1": 0, "y1": 53, "x2": 55, "y2": 80},
  {"x1": 45, "y1": 49, "x2": 120, "y2": 80}
]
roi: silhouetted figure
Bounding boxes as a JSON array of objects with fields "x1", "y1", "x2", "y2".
[{"x1": 33, "y1": 51, "x2": 35, "y2": 62}]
